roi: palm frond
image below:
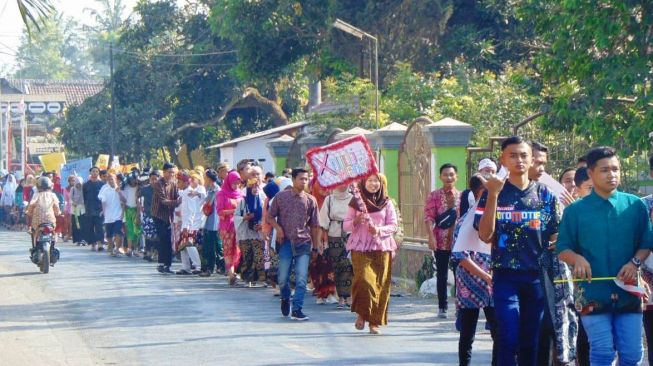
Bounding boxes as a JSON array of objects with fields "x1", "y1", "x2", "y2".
[{"x1": 16, "y1": 0, "x2": 55, "y2": 35}]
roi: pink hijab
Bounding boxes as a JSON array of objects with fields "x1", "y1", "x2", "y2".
[{"x1": 220, "y1": 171, "x2": 244, "y2": 200}]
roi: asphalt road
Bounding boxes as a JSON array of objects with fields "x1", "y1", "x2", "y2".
[{"x1": 0, "y1": 231, "x2": 493, "y2": 366}]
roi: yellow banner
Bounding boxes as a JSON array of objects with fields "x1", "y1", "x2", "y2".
[
  {"x1": 96, "y1": 154, "x2": 109, "y2": 170},
  {"x1": 122, "y1": 163, "x2": 139, "y2": 173},
  {"x1": 39, "y1": 152, "x2": 66, "y2": 174}
]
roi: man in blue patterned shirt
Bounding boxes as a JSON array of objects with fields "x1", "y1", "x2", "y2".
[{"x1": 476, "y1": 136, "x2": 559, "y2": 366}]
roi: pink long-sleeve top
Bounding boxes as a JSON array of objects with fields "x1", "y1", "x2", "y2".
[{"x1": 344, "y1": 200, "x2": 398, "y2": 253}]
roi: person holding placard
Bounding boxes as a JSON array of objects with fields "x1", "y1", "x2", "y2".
[
  {"x1": 476, "y1": 136, "x2": 560, "y2": 366},
  {"x1": 344, "y1": 174, "x2": 399, "y2": 334},
  {"x1": 557, "y1": 147, "x2": 653, "y2": 366}
]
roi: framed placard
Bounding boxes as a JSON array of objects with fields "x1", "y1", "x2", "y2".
[{"x1": 305, "y1": 134, "x2": 378, "y2": 190}]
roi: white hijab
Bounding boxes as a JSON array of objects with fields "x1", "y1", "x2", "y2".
[{"x1": 0, "y1": 174, "x2": 17, "y2": 206}]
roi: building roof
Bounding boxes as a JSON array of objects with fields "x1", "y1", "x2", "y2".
[
  {"x1": 427, "y1": 117, "x2": 471, "y2": 127},
  {"x1": 206, "y1": 121, "x2": 309, "y2": 149},
  {"x1": 377, "y1": 122, "x2": 408, "y2": 131},
  {"x1": 1, "y1": 78, "x2": 104, "y2": 105}
]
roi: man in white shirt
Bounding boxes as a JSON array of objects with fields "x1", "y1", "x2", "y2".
[
  {"x1": 176, "y1": 172, "x2": 207, "y2": 275},
  {"x1": 98, "y1": 173, "x2": 125, "y2": 257}
]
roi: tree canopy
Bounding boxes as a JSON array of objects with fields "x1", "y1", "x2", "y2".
[{"x1": 51, "y1": 0, "x2": 653, "y2": 169}]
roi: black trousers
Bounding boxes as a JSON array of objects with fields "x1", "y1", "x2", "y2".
[
  {"x1": 154, "y1": 217, "x2": 172, "y2": 267},
  {"x1": 71, "y1": 214, "x2": 82, "y2": 243},
  {"x1": 644, "y1": 311, "x2": 653, "y2": 366},
  {"x1": 459, "y1": 307, "x2": 497, "y2": 366},
  {"x1": 434, "y1": 250, "x2": 451, "y2": 310},
  {"x1": 85, "y1": 214, "x2": 104, "y2": 244},
  {"x1": 576, "y1": 316, "x2": 590, "y2": 366}
]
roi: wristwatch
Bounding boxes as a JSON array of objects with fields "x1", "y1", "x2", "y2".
[{"x1": 631, "y1": 257, "x2": 642, "y2": 268}]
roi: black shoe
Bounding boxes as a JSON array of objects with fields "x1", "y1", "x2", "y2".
[
  {"x1": 162, "y1": 266, "x2": 174, "y2": 274},
  {"x1": 281, "y1": 299, "x2": 290, "y2": 317},
  {"x1": 291, "y1": 309, "x2": 309, "y2": 321},
  {"x1": 198, "y1": 271, "x2": 211, "y2": 277},
  {"x1": 176, "y1": 269, "x2": 192, "y2": 275},
  {"x1": 157, "y1": 265, "x2": 164, "y2": 273}
]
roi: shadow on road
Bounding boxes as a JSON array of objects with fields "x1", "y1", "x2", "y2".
[{"x1": 0, "y1": 271, "x2": 41, "y2": 279}]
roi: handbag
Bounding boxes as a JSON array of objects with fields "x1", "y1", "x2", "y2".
[
  {"x1": 434, "y1": 207, "x2": 457, "y2": 229},
  {"x1": 202, "y1": 192, "x2": 215, "y2": 216}
]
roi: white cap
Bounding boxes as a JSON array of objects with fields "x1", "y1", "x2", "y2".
[{"x1": 477, "y1": 158, "x2": 497, "y2": 172}]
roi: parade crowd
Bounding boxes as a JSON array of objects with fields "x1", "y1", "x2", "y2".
[{"x1": 2, "y1": 135, "x2": 653, "y2": 366}]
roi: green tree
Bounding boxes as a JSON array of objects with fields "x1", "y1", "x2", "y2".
[
  {"x1": 516, "y1": 0, "x2": 653, "y2": 152},
  {"x1": 84, "y1": 0, "x2": 128, "y2": 76},
  {"x1": 14, "y1": 14, "x2": 95, "y2": 79},
  {"x1": 16, "y1": 0, "x2": 54, "y2": 34}
]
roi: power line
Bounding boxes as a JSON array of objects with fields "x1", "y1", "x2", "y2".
[
  {"x1": 112, "y1": 48, "x2": 237, "y2": 57},
  {"x1": 113, "y1": 51, "x2": 237, "y2": 67}
]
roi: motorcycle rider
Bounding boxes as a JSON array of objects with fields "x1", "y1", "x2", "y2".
[{"x1": 26, "y1": 177, "x2": 61, "y2": 250}]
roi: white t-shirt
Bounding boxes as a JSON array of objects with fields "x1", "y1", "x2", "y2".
[
  {"x1": 122, "y1": 185, "x2": 138, "y2": 208},
  {"x1": 180, "y1": 185, "x2": 207, "y2": 231},
  {"x1": 98, "y1": 186, "x2": 123, "y2": 223}
]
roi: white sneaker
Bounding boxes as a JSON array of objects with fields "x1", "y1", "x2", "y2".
[
  {"x1": 326, "y1": 294, "x2": 339, "y2": 304},
  {"x1": 316, "y1": 298, "x2": 326, "y2": 305}
]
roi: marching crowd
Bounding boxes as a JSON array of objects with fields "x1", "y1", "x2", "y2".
[{"x1": 2, "y1": 134, "x2": 653, "y2": 365}]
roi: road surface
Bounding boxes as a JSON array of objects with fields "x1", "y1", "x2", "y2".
[{"x1": 0, "y1": 231, "x2": 493, "y2": 365}]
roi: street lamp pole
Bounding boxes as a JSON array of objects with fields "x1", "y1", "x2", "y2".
[{"x1": 333, "y1": 19, "x2": 379, "y2": 129}]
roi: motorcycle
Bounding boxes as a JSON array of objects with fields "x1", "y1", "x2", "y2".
[{"x1": 30, "y1": 223, "x2": 59, "y2": 274}]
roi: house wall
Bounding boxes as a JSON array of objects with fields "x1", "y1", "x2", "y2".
[
  {"x1": 219, "y1": 146, "x2": 235, "y2": 169},
  {"x1": 219, "y1": 137, "x2": 277, "y2": 174}
]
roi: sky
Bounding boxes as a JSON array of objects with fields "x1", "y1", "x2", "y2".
[{"x1": 0, "y1": 0, "x2": 177, "y2": 73}]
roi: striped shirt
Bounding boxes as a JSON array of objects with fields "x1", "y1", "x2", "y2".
[{"x1": 151, "y1": 177, "x2": 179, "y2": 222}]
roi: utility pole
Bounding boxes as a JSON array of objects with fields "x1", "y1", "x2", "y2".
[{"x1": 108, "y1": 42, "x2": 116, "y2": 170}]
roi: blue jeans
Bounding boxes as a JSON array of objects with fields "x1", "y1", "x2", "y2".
[
  {"x1": 493, "y1": 270, "x2": 544, "y2": 366},
  {"x1": 581, "y1": 313, "x2": 643, "y2": 366},
  {"x1": 277, "y1": 240, "x2": 310, "y2": 311}
]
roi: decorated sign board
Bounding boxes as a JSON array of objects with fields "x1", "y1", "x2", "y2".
[
  {"x1": 60, "y1": 157, "x2": 93, "y2": 183},
  {"x1": 38, "y1": 152, "x2": 66, "y2": 174},
  {"x1": 305, "y1": 134, "x2": 378, "y2": 190}
]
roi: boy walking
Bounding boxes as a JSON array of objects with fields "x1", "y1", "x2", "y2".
[{"x1": 557, "y1": 147, "x2": 653, "y2": 365}]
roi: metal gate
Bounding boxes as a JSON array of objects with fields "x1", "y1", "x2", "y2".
[{"x1": 398, "y1": 117, "x2": 433, "y2": 242}]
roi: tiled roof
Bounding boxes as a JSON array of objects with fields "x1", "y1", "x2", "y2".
[{"x1": 2, "y1": 78, "x2": 104, "y2": 105}]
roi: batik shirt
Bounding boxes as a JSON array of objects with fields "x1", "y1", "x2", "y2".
[
  {"x1": 474, "y1": 181, "x2": 559, "y2": 271},
  {"x1": 424, "y1": 187, "x2": 460, "y2": 251}
]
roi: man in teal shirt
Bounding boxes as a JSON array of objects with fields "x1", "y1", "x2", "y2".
[{"x1": 557, "y1": 146, "x2": 653, "y2": 366}]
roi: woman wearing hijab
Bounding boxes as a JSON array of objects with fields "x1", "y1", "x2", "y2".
[
  {"x1": 235, "y1": 178, "x2": 267, "y2": 286},
  {"x1": 0, "y1": 174, "x2": 17, "y2": 227},
  {"x1": 70, "y1": 176, "x2": 85, "y2": 245},
  {"x1": 52, "y1": 175, "x2": 65, "y2": 237},
  {"x1": 319, "y1": 183, "x2": 354, "y2": 308},
  {"x1": 62, "y1": 175, "x2": 76, "y2": 242},
  {"x1": 344, "y1": 174, "x2": 399, "y2": 335},
  {"x1": 217, "y1": 170, "x2": 244, "y2": 285}
]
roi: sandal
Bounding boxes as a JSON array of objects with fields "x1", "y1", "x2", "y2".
[
  {"x1": 369, "y1": 325, "x2": 381, "y2": 335},
  {"x1": 355, "y1": 316, "x2": 365, "y2": 331}
]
